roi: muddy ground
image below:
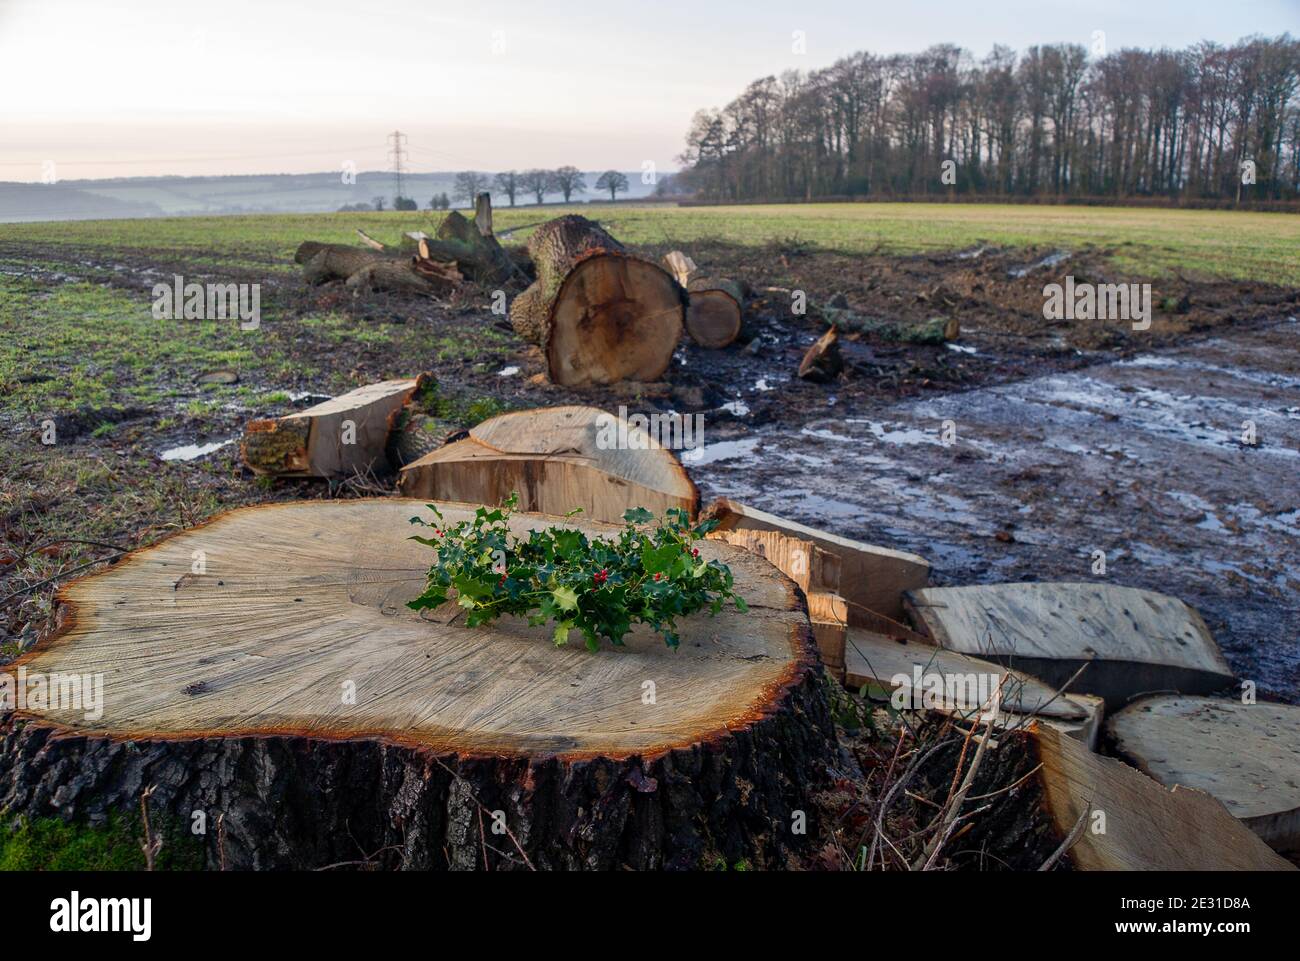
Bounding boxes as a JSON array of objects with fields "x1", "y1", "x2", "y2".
[{"x1": 2, "y1": 237, "x2": 1298, "y2": 702}]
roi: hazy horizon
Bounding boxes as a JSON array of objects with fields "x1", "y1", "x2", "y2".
[{"x1": 2, "y1": 0, "x2": 1296, "y2": 183}]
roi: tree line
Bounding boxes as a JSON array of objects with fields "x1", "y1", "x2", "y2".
[
  {"x1": 454, "y1": 168, "x2": 630, "y2": 207},
  {"x1": 677, "y1": 35, "x2": 1300, "y2": 203}
]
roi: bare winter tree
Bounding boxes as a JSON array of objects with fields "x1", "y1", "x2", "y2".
[
  {"x1": 521, "y1": 168, "x2": 554, "y2": 205},
  {"x1": 594, "y1": 170, "x2": 630, "y2": 200},
  {"x1": 493, "y1": 170, "x2": 521, "y2": 206},
  {"x1": 551, "y1": 165, "x2": 587, "y2": 202},
  {"x1": 452, "y1": 171, "x2": 489, "y2": 207}
]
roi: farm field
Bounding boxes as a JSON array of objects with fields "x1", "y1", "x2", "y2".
[
  {"x1": 1, "y1": 201, "x2": 1298, "y2": 871},
  {"x1": 4, "y1": 201, "x2": 1300, "y2": 283}
]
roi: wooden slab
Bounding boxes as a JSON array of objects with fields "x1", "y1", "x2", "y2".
[
  {"x1": 703, "y1": 498, "x2": 929, "y2": 620},
  {"x1": 1033, "y1": 724, "x2": 1294, "y2": 870},
  {"x1": 843, "y1": 626, "x2": 1103, "y2": 748},
  {"x1": 398, "y1": 406, "x2": 699, "y2": 525},
  {"x1": 1107, "y1": 695, "x2": 1300, "y2": 856},
  {"x1": 905, "y1": 582, "x2": 1233, "y2": 709},
  {"x1": 241, "y1": 377, "x2": 421, "y2": 478},
  {"x1": 10, "y1": 499, "x2": 805, "y2": 759}
]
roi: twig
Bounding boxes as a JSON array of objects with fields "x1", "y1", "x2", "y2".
[
  {"x1": 1039, "y1": 801, "x2": 1091, "y2": 871},
  {"x1": 139, "y1": 785, "x2": 162, "y2": 871},
  {"x1": 0, "y1": 553, "x2": 126, "y2": 607}
]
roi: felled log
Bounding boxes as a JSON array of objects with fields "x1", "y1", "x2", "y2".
[
  {"x1": 843, "y1": 628, "x2": 1104, "y2": 748},
  {"x1": 427, "y1": 193, "x2": 520, "y2": 285},
  {"x1": 798, "y1": 327, "x2": 843, "y2": 382},
  {"x1": 510, "y1": 216, "x2": 684, "y2": 386},
  {"x1": 703, "y1": 498, "x2": 930, "y2": 620},
  {"x1": 295, "y1": 243, "x2": 460, "y2": 295},
  {"x1": 819, "y1": 306, "x2": 959, "y2": 345},
  {"x1": 1107, "y1": 695, "x2": 1300, "y2": 856},
  {"x1": 0, "y1": 499, "x2": 839, "y2": 870},
  {"x1": 1031, "y1": 724, "x2": 1293, "y2": 870},
  {"x1": 661, "y1": 251, "x2": 743, "y2": 349},
  {"x1": 905, "y1": 583, "x2": 1234, "y2": 710},
  {"x1": 241, "y1": 377, "x2": 425, "y2": 478},
  {"x1": 386, "y1": 408, "x2": 462, "y2": 468},
  {"x1": 399, "y1": 405, "x2": 699, "y2": 524}
]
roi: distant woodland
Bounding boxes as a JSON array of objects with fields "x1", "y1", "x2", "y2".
[{"x1": 675, "y1": 35, "x2": 1300, "y2": 203}]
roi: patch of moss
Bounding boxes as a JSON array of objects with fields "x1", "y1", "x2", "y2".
[{"x1": 0, "y1": 812, "x2": 204, "y2": 871}]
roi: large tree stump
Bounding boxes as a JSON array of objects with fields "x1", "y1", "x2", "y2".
[
  {"x1": 510, "y1": 216, "x2": 684, "y2": 386},
  {"x1": 0, "y1": 500, "x2": 837, "y2": 870}
]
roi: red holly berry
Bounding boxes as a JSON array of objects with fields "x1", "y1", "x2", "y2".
[
  {"x1": 654, "y1": 572, "x2": 662, "y2": 581},
  {"x1": 594, "y1": 569, "x2": 608, "y2": 585},
  {"x1": 692, "y1": 548, "x2": 700, "y2": 557}
]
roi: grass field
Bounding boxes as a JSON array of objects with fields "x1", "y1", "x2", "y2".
[{"x1": 4, "y1": 202, "x2": 1299, "y2": 284}]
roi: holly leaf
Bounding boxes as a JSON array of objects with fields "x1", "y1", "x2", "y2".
[
  {"x1": 551, "y1": 585, "x2": 579, "y2": 612},
  {"x1": 641, "y1": 543, "x2": 679, "y2": 575},
  {"x1": 623, "y1": 507, "x2": 654, "y2": 525}
]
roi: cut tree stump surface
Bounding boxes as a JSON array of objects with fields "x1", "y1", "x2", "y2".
[
  {"x1": 906, "y1": 582, "x2": 1233, "y2": 709},
  {"x1": 1106, "y1": 695, "x2": 1300, "y2": 854},
  {"x1": 2, "y1": 499, "x2": 836, "y2": 870},
  {"x1": 399, "y1": 406, "x2": 699, "y2": 525},
  {"x1": 11, "y1": 500, "x2": 808, "y2": 757}
]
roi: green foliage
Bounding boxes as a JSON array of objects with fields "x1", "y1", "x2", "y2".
[
  {"x1": 407, "y1": 494, "x2": 746, "y2": 651},
  {"x1": 0, "y1": 813, "x2": 204, "y2": 871}
]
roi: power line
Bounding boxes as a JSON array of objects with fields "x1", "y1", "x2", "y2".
[{"x1": 387, "y1": 130, "x2": 408, "y2": 202}]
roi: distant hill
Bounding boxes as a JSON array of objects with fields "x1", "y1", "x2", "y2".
[{"x1": 0, "y1": 171, "x2": 662, "y2": 223}]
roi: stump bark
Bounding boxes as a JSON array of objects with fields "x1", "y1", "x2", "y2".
[
  {"x1": 0, "y1": 500, "x2": 837, "y2": 870},
  {"x1": 510, "y1": 216, "x2": 684, "y2": 386}
]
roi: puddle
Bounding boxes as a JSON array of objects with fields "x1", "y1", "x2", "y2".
[
  {"x1": 1007, "y1": 250, "x2": 1070, "y2": 278},
  {"x1": 681, "y1": 437, "x2": 761, "y2": 466},
  {"x1": 160, "y1": 439, "x2": 234, "y2": 462}
]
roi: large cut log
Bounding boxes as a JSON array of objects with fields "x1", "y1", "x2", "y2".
[
  {"x1": 241, "y1": 377, "x2": 424, "y2": 478},
  {"x1": 702, "y1": 498, "x2": 930, "y2": 620},
  {"x1": 1106, "y1": 695, "x2": 1300, "y2": 856},
  {"x1": 661, "y1": 251, "x2": 742, "y2": 349},
  {"x1": 904, "y1": 583, "x2": 1234, "y2": 710},
  {"x1": 843, "y1": 628, "x2": 1104, "y2": 748},
  {"x1": 510, "y1": 216, "x2": 684, "y2": 386},
  {"x1": 0, "y1": 499, "x2": 838, "y2": 870},
  {"x1": 399, "y1": 405, "x2": 699, "y2": 525},
  {"x1": 1031, "y1": 724, "x2": 1293, "y2": 870}
]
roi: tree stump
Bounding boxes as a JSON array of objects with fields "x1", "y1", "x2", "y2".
[
  {"x1": 510, "y1": 216, "x2": 684, "y2": 386},
  {"x1": 0, "y1": 500, "x2": 837, "y2": 870}
]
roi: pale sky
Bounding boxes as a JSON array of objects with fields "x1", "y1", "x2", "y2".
[{"x1": 1, "y1": 0, "x2": 1295, "y2": 181}]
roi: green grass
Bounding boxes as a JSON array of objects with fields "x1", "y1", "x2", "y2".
[
  {"x1": 0, "y1": 275, "x2": 261, "y2": 420},
  {"x1": 3, "y1": 202, "x2": 1298, "y2": 283},
  {"x1": 0, "y1": 813, "x2": 204, "y2": 871}
]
